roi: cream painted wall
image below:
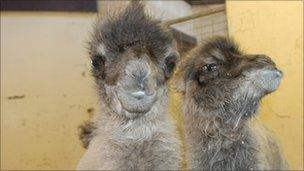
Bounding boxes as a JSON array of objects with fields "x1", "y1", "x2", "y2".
[
  {"x1": 1, "y1": 12, "x2": 97, "y2": 170},
  {"x1": 1, "y1": 1, "x2": 303, "y2": 170},
  {"x1": 226, "y1": 1, "x2": 303, "y2": 170}
]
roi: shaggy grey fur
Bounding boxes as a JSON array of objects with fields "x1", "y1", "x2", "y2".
[
  {"x1": 77, "y1": 2, "x2": 180, "y2": 170},
  {"x1": 174, "y1": 37, "x2": 288, "y2": 170}
]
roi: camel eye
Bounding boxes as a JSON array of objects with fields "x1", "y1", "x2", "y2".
[
  {"x1": 91, "y1": 55, "x2": 105, "y2": 68},
  {"x1": 203, "y1": 63, "x2": 217, "y2": 72}
]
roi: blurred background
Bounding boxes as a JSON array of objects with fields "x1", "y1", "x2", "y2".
[{"x1": 1, "y1": 0, "x2": 303, "y2": 170}]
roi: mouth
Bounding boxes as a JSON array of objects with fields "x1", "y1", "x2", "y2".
[
  {"x1": 117, "y1": 89, "x2": 157, "y2": 114},
  {"x1": 243, "y1": 68, "x2": 282, "y2": 94},
  {"x1": 259, "y1": 69, "x2": 282, "y2": 93}
]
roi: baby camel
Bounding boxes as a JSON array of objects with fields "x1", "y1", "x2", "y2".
[
  {"x1": 77, "y1": 2, "x2": 180, "y2": 170},
  {"x1": 174, "y1": 37, "x2": 288, "y2": 170}
]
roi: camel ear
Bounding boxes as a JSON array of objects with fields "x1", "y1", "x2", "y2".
[
  {"x1": 170, "y1": 52, "x2": 194, "y2": 93},
  {"x1": 164, "y1": 44, "x2": 180, "y2": 79}
]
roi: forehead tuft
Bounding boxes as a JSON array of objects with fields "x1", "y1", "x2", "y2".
[
  {"x1": 198, "y1": 37, "x2": 242, "y2": 61},
  {"x1": 90, "y1": 2, "x2": 173, "y2": 57}
]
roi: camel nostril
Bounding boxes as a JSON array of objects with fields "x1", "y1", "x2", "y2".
[
  {"x1": 275, "y1": 70, "x2": 283, "y2": 78},
  {"x1": 137, "y1": 74, "x2": 147, "y2": 84},
  {"x1": 145, "y1": 90, "x2": 154, "y2": 96}
]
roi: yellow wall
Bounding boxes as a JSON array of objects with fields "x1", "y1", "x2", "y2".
[
  {"x1": 1, "y1": 12, "x2": 97, "y2": 170},
  {"x1": 1, "y1": 2, "x2": 303, "y2": 170},
  {"x1": 226, "y1": 1, "x2": 303, "y2": 170}
]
